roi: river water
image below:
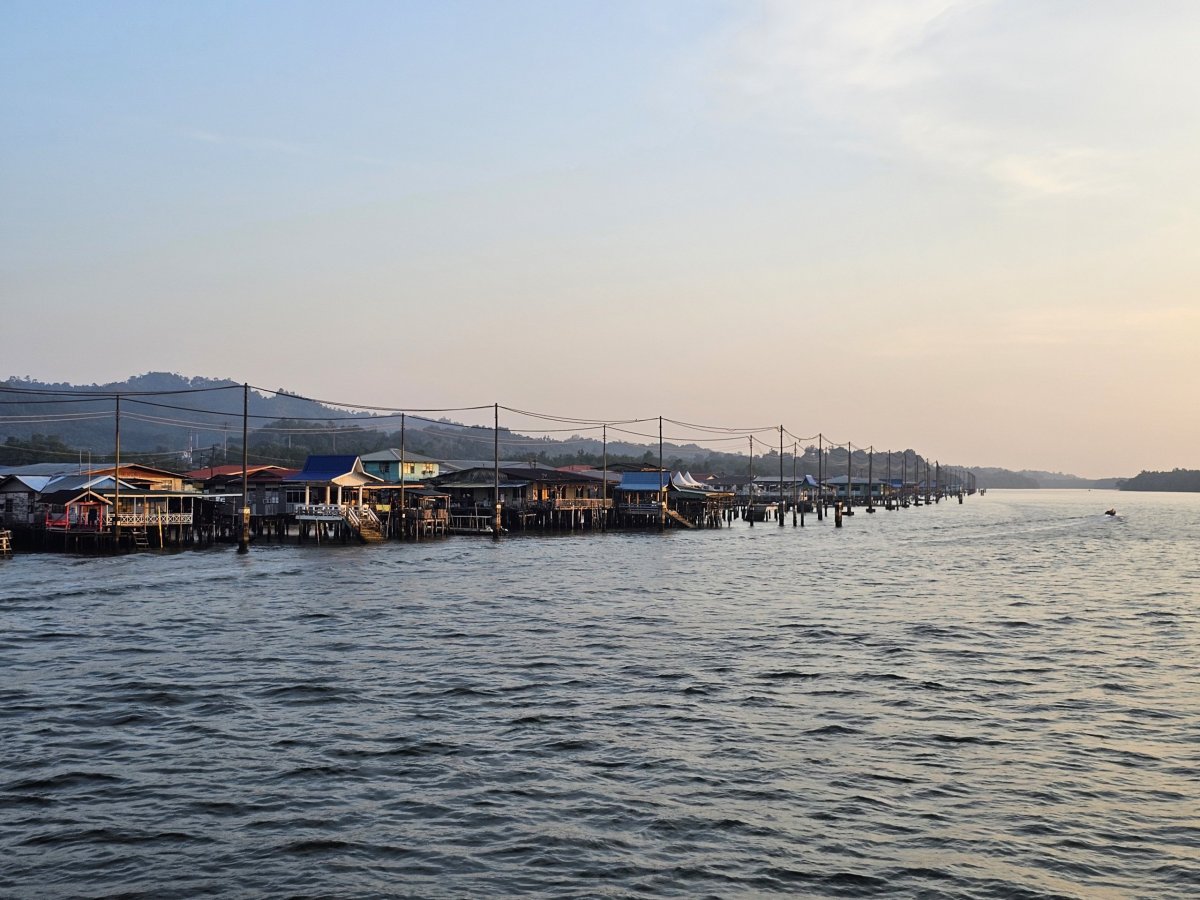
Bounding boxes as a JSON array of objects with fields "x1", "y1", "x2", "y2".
[{"x1": 2, "y1": 490, "x2": 1197, "y2": 898}]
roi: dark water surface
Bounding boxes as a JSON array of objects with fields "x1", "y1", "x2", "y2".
[{"x1": 2, "y1": 490, "x2": 1198, "y2": 898}]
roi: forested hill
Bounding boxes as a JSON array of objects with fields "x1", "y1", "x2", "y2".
[
  {"x1": 3, "y1": 372, "x2": 810, "y2": 470},
  {"x1": 0, "y1": 373, "x2": 370, "y2": 453},
  {"x1": 2, "y1": 373, "x2": 1122, "y2": 485},
  {"x1": 2, "y1": 372, "x2": 948, "y2": 475},
  {"x1": 1117, "y1": 469, "x2": 1200, "y2": 492},
  {"x1": 971, "y1": 467, "x2": 1120, "y2": 490}
]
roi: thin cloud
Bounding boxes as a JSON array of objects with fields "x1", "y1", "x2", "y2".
[
  {"x1": 707, "y1": 1, "x2": 1195, "y2": 199},
  {"x1": 180, "y1": 128, "x2": 309, "y2": 156}
]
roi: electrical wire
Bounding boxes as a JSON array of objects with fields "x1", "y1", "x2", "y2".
[
  {"x1": 247, "y1": 383, "x2": 493, "y2": 415},
  {"x1": 0, "y1": 383, "x2": 239, "y2": 397},
  {"x1": 0, "y1": 382, "x2": 935, "y2": 466}
]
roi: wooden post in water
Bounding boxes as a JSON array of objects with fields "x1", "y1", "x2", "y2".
[
  {"x1": 835, "y1": 501, "x2": 843, "y2": 527},
  {"x1": 238, "y1": 383, "x2": 250, "y2": 554},
  {"x1": 493, "y1": 403, "x2": 501, "y2": 539}
]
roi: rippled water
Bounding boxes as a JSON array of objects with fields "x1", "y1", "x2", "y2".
[{"x1": 2, "y1": 490, "x2": 1198, "y2": 898}]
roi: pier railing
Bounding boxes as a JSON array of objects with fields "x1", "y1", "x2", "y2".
[
  {"x1": 116, "y1": 512, "x2": 194, "y2": 526},
  {"x1": 295, "y1": 504, "x2": 344, "y2": 520},
  {"x1": 544, "y1": 498, "x2": 612, "y2": 511},
  {"x1": 618, "y1": 502, "x2": 666, "y2": 515}
]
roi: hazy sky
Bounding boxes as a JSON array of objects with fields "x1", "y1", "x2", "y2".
[{"x1": 3, "y1": 1, "x2": 1198, "y2": 477}]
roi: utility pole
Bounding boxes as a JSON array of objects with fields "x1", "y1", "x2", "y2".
[
  {"x1": 778, "y1": 426, "x2": 785, "y2": 526},
  {"x1": 112, "y1": 394, "x2": 121, "y2": 547},
  {"x1": 867, "y1": 446, "x2": 874, "y2": 511},
  {"x1": 887, "y1": 450, "x2": 892, "y2": 509},
  {"x1": 493, "y1": 403, "x2": 501, "y2": 538},
  {"x1": 817, "y1": 434, "x2": 824, "y2": 521},
  {"x1": 238, "y1": 383, "x2": 249, "y2": 554},
  {"x1": 659, "y1": 416, "x2": 665, "y2": 531},
  {"x1": 748, "y1": 435, "x2": 754, "y2": 526},
  {"x1": 602, "y1": 423, "x2": 608, "y2": 531},
  {"x1": 846, "y1": 442, "x2": 852, "y2": 509},
  {"x1": 399, "y1": 413, "x2": 406, "y2": 537}
]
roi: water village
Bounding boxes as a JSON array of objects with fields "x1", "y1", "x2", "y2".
[
  {"x1": 0, "y1": 447, "x2": 976, "y2": 554},
  {"x1": 0, "y1": 382, "x2": 983, "y2": 555}
]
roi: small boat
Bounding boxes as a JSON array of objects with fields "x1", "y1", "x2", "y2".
[{"x1": 1104, "y1": 508, "x2": 1117, "y2": 517}]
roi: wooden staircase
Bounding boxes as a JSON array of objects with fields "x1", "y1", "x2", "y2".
[
  {"x1": 130, "y1": 529, "x2": 150, "y2": 549},
  {"x1": 345, "y1": 506, "x2": 386, "y2": 543},
  {"x1": 0, "y1": 529, "x2": 12, "y2": 556},
  {"x1": 666, "y1": 508, "x2": 695, "y2": 529}
]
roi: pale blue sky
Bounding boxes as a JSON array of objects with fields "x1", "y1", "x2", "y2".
[{"x1": 3, "y1": 1, "x2": 1198, "y2": 477}]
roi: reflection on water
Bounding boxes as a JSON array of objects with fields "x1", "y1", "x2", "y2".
[{"x1": 1, "y1": 490, "x2": 1197, "y2": 897}]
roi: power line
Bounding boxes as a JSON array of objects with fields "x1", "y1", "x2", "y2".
[{"x1": 0, "y1": 381, "x2": 934, "y2": 468}]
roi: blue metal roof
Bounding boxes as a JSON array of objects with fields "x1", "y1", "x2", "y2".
[
  {"x1": 618, "y1": 471, "x2": 668, "y2": 491},
  {"x1": 285, "y1": 455, "x2": 362, "y2": 482}
]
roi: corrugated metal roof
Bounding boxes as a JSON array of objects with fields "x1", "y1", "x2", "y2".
[
  {"x1": 359, "y1": 449, "x2": 441, "y2": 464},
  {"x1": 0, "y1": 462, "x2": 114, "y2": 476},
  {"x1": 184, "y1": 464, "x2": 291, "y2": 480},
  {"x1": 618, "y1": 471, "x2": 668, "y2": 491},
  {"x1": 284, "y1": 455, "x2": 381, "y2": 485},
  {"x1": 42, "y1": 474, "x2": 129, "y2": 493},
  {"x1": 0, "y1": 474, "x2": 54, "y2": 492},
  {"x1": 439, "y1": 459, "x2": 542, "y2": 472},
  {"x1": 438, "y1": 480, "x2": 530, "y2": 490},
  {"x1": 559, "y1": 468, "x2": 621, "y2": 483}
]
